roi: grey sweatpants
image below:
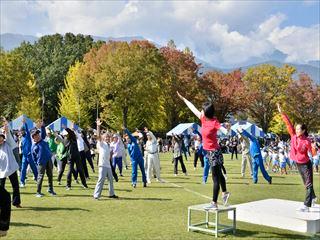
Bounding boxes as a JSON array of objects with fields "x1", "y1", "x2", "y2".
[
  {"x1": 241, "y1": 153, "x2": 252, "y2": 176},
  {"x1": 93, "y1": 166, "x2": 114, "y2": 198}
]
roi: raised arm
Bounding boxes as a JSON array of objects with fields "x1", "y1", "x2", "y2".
[
  {"x1": 238, "y1": 128, "x2": 256, "y2": 142},
  {"x1": 124, "y1": 128, "x2": 137, "y2": 144},
  {"x1": 177, "y1": 91, "x2": 201, "y2": 119},
  {"x1": 277, "y1": 103, "x2": 295, "y2": 137},
  {"x1": 3, "y1": 121, "x2": 15, "y2": 147},
  {"x1": 96, "y1": 119, "x2": 102, "y2": 141}
]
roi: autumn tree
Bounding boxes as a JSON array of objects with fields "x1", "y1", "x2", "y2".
[
  {"x1": 284, "y1": 73, "x2": 320, "y2": 132},
  {"x1": 243, "y1": 64, "x2": 295, "y2": 132},
  {"x1": 198, "y1": 69, "x2": 247, "y2": 122},
  {"x1": 160, "y1": 41, "x2": 200, "y2": 128}
]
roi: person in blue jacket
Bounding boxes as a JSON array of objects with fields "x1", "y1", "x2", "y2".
[
  {"x1": 19, "y1": 118, "x2": 38, "y2": 187},
  {"x1": 122, "y1": 127, "x2": 147, "y2": 188},
  {"x1": 237, "y1": 127, "x2": 272, "y2": 184},
  {"x1": 31, "y1": 121, "x2": 56, "y2": 197}
]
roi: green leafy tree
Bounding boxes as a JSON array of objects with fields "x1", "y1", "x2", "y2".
[
  {"x1": 0, "y1": 50, "x2": 35, "y2": 119},
  {"x1": 14, "y1": 33, "x2": 94, "y2": 122},
  {"x1": 243, "y1": 64, "x2": 295, "y2": 132}
]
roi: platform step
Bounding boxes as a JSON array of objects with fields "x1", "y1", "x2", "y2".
[{"x1": 227, "y1": 198, "x2": 320, "y2": 234}]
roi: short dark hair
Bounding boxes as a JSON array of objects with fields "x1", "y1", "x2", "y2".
[
  {"x1": 31, "y1": 129, "x2": 40, "y2": 138},
  {"x1": 202, "y1": 102, "x2": 215, "y2": 119},
  {"x1": 300, "y1": 124, "x2": 308, "y2": 137}
]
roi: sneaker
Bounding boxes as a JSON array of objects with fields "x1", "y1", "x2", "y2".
[
  {"x1": 222, "y1": 192, "x2": 231, "y2": 206},
  {"x1": 204, "y1": 202, "x2": 218, "y2": 210},
  {"x1": 132, "y1": 183, "x2": 136, "y2": 188},
  {"x1": 20, "y1": 183, "x2": 25, "y2": 188},
  {"x1": 120, "y1": 174, "x2": 123, "y2": 177},
  {"x1": 48, "y1": 191, "x2": 57, "y2": 196},
  {"x1": 0, "y1": 230, "x2": 7, "y2": 237},
  {"x1": 202, "y1": 181, "x2": 206, "y2": 185},
  {"x1": 125, "y1": 166, "x2": 128, "y2": 170},
  {"x1": 268, "y1": 177, "x2": 272, "y2": 184},
  {"x1": 36, "y1": 193, "x2": 44, "y2": 198},
  {"x1": 66, "y1": 187, "x2": 71, "y2": 191},
  {"x1": 58, "y1": 181, "x2": 61, "y2": 185},
  {"x1": 241, "y1": 173, "x2": 245, "y2": 177},
  {"x1": 147, "y1": 180, "x2": 151, "y2": 184},
  {"x1": 82, "y1": 185, "x2": 88, "y2": 189},
  {"x1": 312, "y1": 198, "x2": 318, "y2": 207},
  {"x1": 174, "y1": 174, "x2": 177, "y2": 177},
  {"x1": 296, "y1": 205, "x2": 309, "y2": 212},
  {"x1": 93, "y1": 196, "x2": 99, "y2": 200},
  {"x1": 14, "y1": 204, "x2": 22, "y2": 208},
  {"x1": 109, "y1": 195, "x2": 119, "y2": 198},
  {"x1": 75, "y1": 179, "x2": 80, "y2": 184},
  {"x1": 143, "y1": 182, "x2": 147, "y2": 188},
  {"x1": 194, "y1": 167, "x2": 197, "y2": 171}
]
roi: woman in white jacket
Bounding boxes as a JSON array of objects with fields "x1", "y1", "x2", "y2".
[
  {"x1": 0, "y1": 120, "x2": 21, "y2": 208},
  {"x1": 145, "y1": 129, "x2": 162, "y2": 183}
]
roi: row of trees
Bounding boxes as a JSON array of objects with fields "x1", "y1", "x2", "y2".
[{"x1": 1, "y1": 33, "x2": 319, "y2": 134}]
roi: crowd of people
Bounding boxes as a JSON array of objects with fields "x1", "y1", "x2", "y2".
[{"x1": 0, "y1": 96, "x2": 319, "y2": 236}]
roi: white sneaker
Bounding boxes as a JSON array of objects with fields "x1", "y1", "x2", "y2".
[
  {"x1": 222, "y1": 192, "x2": 231, "y2": 206},
  {"x1": 20, "y1": 183, "x2": 25, "y2": 188},
  {"x1": 204, "y1": 202, "x2": 218, "y2": 210},
  {"x1": 223, "y1": 173, "x2": 228, "y2": 180},
  {"x1": 312, "y1": 198, "x2": 318, "y2": 207},
  {"x1": 147, "y1": 180, "x2": 151, "y2": 184},
  {"x1": 174, "y1": 174, "x2": 177, "y2": 176},
  {"x1": 296, "y1": 205, "x2": 309, "y2": 212}
]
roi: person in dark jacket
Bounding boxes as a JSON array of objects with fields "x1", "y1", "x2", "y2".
[
  {"x1": 62, "y1": 128, "x2": 88, "y2": 190},
  {"x1": 0, "y1": 185, "x2": 11, "y2": 237}
]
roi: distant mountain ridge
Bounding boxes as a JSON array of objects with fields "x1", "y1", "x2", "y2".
[{"x1": 1, "y1": 33, "x2": 319, "y2": 84}]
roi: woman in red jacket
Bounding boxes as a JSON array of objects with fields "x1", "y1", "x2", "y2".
[{"x1": 277, "y1": 103, "x2": 317, "y2": 212}]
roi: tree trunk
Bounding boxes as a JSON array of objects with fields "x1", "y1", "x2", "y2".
[{"x1": 122, "y1": 106, "x2": 128, "y2": 128}]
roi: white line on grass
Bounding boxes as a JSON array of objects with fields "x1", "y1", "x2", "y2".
[{"x1": 162, "y1": 179, "x2": 211, "y2": 200}]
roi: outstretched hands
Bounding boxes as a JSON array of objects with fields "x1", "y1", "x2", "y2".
[
  {"x1": 96, "y1": 118, "x2": 102, "y2": 127},
  {"x1": 277, "y1": 103, "x2": 282, "y2": 113},
  {"x1": 176, "y1": 91, "x2": 184, "y2": 100}
]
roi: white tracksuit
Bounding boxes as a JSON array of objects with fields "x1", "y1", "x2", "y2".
[{"x1": 145, "y1": 132, "x2": 161, "y2": 183}]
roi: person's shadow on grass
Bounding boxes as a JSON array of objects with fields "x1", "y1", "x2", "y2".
[
  {"x1": 15, "y1": 206, "x2": 90, "y2": 212},
  {"x1": 11, "y1": 222, "x2": 51, "y2": 228}
]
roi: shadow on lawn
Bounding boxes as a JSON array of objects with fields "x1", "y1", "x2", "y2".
[
  {"x1": 11, "y1": 222, "x2": 51, "y2": 228},
  {"x1": 117, "y1": 197, "x2": 172, "y2": 201},
  {"x1": 16, "y1": 206, "x2": 90, "y2": 212},
  {"x1": 192, "y1": 229, "x2": 316, "y2": 239}
]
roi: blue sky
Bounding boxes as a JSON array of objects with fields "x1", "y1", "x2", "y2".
[{"x1": 1, "y1": 0, "x2": 319, "y2": 68}]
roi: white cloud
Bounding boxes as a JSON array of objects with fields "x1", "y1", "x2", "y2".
[{"x1": 1, "y1": 1, "x2": 319, "y2": 67}]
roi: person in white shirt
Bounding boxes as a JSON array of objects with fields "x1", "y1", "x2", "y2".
[
  {"x1": 110, "y1": 134, "x2": 124, "y2": 176},
  {"x1": 93, "y1": 119, "x2": 118, "y2": 200},
  {"x1": 144, "y1": 128, "x2": 162, "y2": 183}
]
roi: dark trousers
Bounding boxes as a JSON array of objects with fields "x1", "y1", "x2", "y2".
[
  {"x1": 231, "y1": 147, "x2": 238, "y2": 160},
  {"x1": 0, "y1": 171, "x2": 21, "y2": 206},
  {"x1": 37, "y1": 161, "x2": 53, "y2": 194},
  {"x1": 0, "y1": 186, "x2": 11, "y2": 231},
  {"x1": 85, "y1": 151, "x2": 95, "y2": 172},
  {"x1": 111, "y1": 160, "x2": 118, "y2": 182},
  {"x1": 174, "y1": 156, "x2": 187, "y2": 174},
  {"x1": 76, "y1": 151, "x2": 89, "y2": 178},
  {"x1": 58, "y1": 159, "x2": 67, "y2": 182},
  {"x1": 194, "y1": 151, "x2": 204, "y2": 168},
  {"x1": 67, "y1": 157, "x2": 87, "y2": 187},
  {"x1": 297, "y1": 161, "x2": 316, "y2": 207},
  {"x1": 212, "y1": 164, "x2": 227, "y2": 202}
]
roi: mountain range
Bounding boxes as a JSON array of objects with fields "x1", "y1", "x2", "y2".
[{"x1": 1, "y1": 33, "x2": 319, "y2": 84}]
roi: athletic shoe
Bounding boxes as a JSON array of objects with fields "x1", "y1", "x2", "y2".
[
  {"x1": 120, "y1": 174, "x2": 124, "y2": 177},
  {"x1": 312, "y1": 198, "x2": 318, "y2": 207},
  {"x1": 147, "y1": 180, "x2": 151, "y2": 184},
  {"x1": 174, "y1": 174, "x2": 177, "y2": 177},
  {"x1": 58, "y1": 181, "x2": 61, "y2": 185},
  {"x1": 241, "y1": 173, "x2": 245, "y2": 177},
  {"x1": 93, "y1": 196, "x2": 99, "y2": 200},
  {"x1": 204, "y1": 202, "x2": 218, "y2": 210},
  {"x1": 109, "y1": 195, "x2": 119, "y2": 199},
  {"x1": 296, "y1": 205, "x2": 309, "y2": 212},
  {"x1": 82, "y1": 185, "x2": 88, "y2": 189},
  {"x1": 48, "y1": 190, "x2": 57, "y2": 196},
  {"x1": 14, "y1": 204, "x2": 22, "y2": 208},
  {"x1": 143, "y1": 182, "x2": 147, "y2": 188},
  {"x1": 36, "y1": 193, "x2": 44, "y2": 198},
  {"x1": 202, "y1": 181, "x2": 206, "y2": 185},
  {"x1": 132, "y1": 183, "x2": 136, "y2": 188},
  {"x1": 222, "y1": 192, "x2": 231, "y2": 206},
  {"x1": 268, "y1": 177, "x2": 272, "y2": 184},
  {"x1": 20, "y1": 183, "x2": 25, "y2": 188},
  {"x1": 66, "y1": 187, "x2": 71, "y2": 191}
]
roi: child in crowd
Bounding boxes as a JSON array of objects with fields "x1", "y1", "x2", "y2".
[
  {"x1": 279, "y1": 150, "x2": 287, "y2": 175},
  {"x1": 271, "y1": 148, "x2": 279, "y2": 173}
]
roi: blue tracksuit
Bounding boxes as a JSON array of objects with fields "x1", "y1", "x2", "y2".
[
  {"x1": 20, "y1": 123, "x2": 38, "y2": 184},
  {"x1": 124, "y1": 129, "x2": 147, "y2": 184},
  {"x1": 31, "y1": 126, "x2": 52, "y2": 166},
  {"x1": 241, "y1": 130, "x2": 271, "y2": 183},
  {"x1": 193, "y1": 130, "x2": 210, "y2": 183}
]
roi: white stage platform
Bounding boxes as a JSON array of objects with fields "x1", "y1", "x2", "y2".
[{"x1": 227, "y1": 199, "x2": 320, "y2": 234}]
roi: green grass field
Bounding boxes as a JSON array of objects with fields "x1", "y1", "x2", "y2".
[{"x1": 3, "y1": 153, "x2": 320, "y2": 240}]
